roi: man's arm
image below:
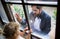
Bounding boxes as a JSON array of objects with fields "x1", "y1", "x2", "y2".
[
  {"x1": 20, "y1": 19, "x2": 26, "y2": 25},
  {"x1": 15, "y1": 13, "x2": 26, "y2": 25},
  {"x1": 43, "y1": 16, "x2": 51, "y2": 34}
]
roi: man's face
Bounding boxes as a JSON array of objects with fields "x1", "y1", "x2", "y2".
[{"x1": 31, "y1": 6, "x2": 41, "y2": 16}]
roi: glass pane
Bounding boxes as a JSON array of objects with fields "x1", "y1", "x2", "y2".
[
  {"x1": 9, "y1": 4, "x2": 28, "y2": 33},
  {"x1": 25, "y1": 0, "x2": 57, "y2": 2},
  {"x1": 0, "y1": 1, "x2": 9, "y2": 24},
  {"x1": 26, "y1": 5, "x2": 57, "y2": 39},
  {"x1": 5, "y1": 0, "x2": 22, "y2": 3},
  {"x1": 24, "y1": 0, "x2": 57, "y2": 5},
  {"x1": 5, "y1": 0, "x2": 21, "y2": 1}
]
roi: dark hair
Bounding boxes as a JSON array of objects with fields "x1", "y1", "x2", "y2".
[{"x1": 31, "y1": 5, "x2": 42, "y2": 9}]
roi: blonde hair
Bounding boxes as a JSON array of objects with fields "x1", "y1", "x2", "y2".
[{"x1": 3, "y1": 22, "x2": 20, "y2": 39}]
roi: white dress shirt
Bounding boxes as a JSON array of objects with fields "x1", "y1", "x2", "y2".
[{"x1": 33, "y1": 17, "x2": 41, "y2": 31}]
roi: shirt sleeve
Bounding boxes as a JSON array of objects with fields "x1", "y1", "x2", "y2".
[{"x1": 19, "y1": 19, "x2": 26, "y2": 25}]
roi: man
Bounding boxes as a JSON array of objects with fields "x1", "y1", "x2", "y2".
[{"x1": 16, "y1": 5, "x2": 51, "y2": 35}]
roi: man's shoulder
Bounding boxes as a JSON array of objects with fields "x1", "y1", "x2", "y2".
[
  {"x1": 41, "y1": 11, "x2": 51, "y2": 21},
  {"x1": 29, "y1": 12, "x2": 34, "y2": 17},
  {"x1": 42, "y1": 11, "x2": 51, "y2": 19},
  {"x1": 29, "y1": 12, "x2": 33, "y2": 15}
]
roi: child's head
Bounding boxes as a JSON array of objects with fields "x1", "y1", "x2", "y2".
[{"x1": 3, "y1": 22, "x2": 20, "y2": 39}]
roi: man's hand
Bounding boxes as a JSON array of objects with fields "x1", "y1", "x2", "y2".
[
  {"x1": 20, "y1": 27, "x2": 32, "y2": 37},
  {"x1": 15, "y1": 13, "x2": 22, "y2": 22},
  {"x1": 24, "y1": 27, "x2": 32, "y2": 34},
  {"x1": 24, "y1": 27, "x2": 32, "y2": 39}
]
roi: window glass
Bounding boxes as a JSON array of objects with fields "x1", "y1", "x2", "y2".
[
  {"x1": 9, "y1": 4, "x2": 28, "y2": 32},
  {"x1": 1, "y1": 0, "x2": 57, "y2": 39},
  {"x1": 25, "y1": 0, "x2": 57, "y2": 2},
  {"x1": 5, "y1": 0, "x2": 21, "y2": 1},
  {"x1": 0, "y1": 1, "x2": 9, "y2": 24},
  {"x1": 5, "y1": 0, "x2": 22, "y2": 3},
  {"x1": 26, "y1": 5, "x2": 57, "y2": 39},
  {"x1": 24, "y1": 0, "x2": 57, "y2": 5}
]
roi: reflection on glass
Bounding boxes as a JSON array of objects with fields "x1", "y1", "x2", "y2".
[{"x1": 27, "y1": 5, "x2": 57, "y2": 39}]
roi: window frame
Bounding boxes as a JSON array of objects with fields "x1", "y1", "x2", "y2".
[{"x1": 1, "y1": 0, "x2": 57, "y2": 39}]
